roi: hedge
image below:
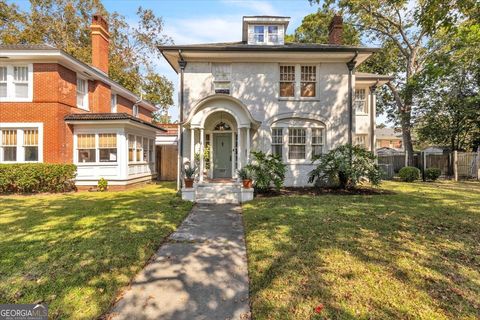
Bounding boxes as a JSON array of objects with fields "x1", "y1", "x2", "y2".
[
  {"x1": 398, "y1": 166, "x2": 421, "y2": 182},
  {"x1": 0, "y1": 163, "x2": 77, "y2": 194}
]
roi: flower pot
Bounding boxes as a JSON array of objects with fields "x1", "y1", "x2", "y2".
[
  {"x1": 242, "y1": 179, "x2": 253, "y2": 189},
  {"x1": 184, "y1": 178, "x2": 194, "y2": 188}
]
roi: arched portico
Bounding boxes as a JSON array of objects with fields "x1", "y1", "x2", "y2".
[{"x1": 184, "y1": 95, "x2": 259, "y2": 182}]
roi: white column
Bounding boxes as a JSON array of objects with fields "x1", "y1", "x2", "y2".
[
  {"x1": 237, "y1": 127, "x2": 242, "y2": 170},
  {"x1": 246, "y1": 127, "x2": 251, "y2": 163},
  {"x1": 199, "y1": 128, "x2": 204, "y2": 182},
  {"x1": 190, "y1": 128, "x2": 195, "y2": 165}
]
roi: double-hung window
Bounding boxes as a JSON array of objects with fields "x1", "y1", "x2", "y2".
[
  {"x1": 354, "y1": 89, "x2": 367, "y2": 114},
  {"x1": 280, "y1": 66, "x2": 295, "y2": 97},
  {"x1": 128, "y1": 134, "x2": 135, "y2": 162},
  {"x1": 301, "y1": 66, "x2": 316, "y2": 97},
  {"x1": 311, "y1": 128, "x2": 324, "y2": 159},
  {"x1": 254, "y1": 26, "x2": 265, "y2": 43},
  {"x1": 143, "y1": 138, "x2": 149, "y2": 162},
  {"x1": 2, "y1": 130, "x2": 17, "y2": 162},
  {"x1": 77, "y1": 134, "x2": 96, "y2": 163},
  {"x1": 288, "y1": 128, "x2": 306, "y2": 160},
  {"x1": 136, "y1": 136, "x2": 143, "y2": 162},
  {"x1": 149, "y1": 139, "x2": 154, "y2": 163},
  {"x1": 271, "y1": 128, "x2": 283, "y2": 159},
  {"x1": 24, "y1": 129, "x2": 38, "y2": 161},
  {"x1": 76, "y1": 77, "x2": 88, "y2": 110},
  {"x1": 0, "y1": 64, "x2": 32, "y2": 101},
  {"x1": 99, "y1": 133, "x2": 117, "y2": 162},
  {"x1": 267, "y1": 26, "x2": 278, "y2": 43}
]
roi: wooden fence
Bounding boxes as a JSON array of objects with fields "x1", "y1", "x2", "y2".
[{"x1": 377, "y1": 151, "x2": 479, "y2": 181}]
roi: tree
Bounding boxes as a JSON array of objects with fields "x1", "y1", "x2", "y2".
[
  {"x1": 287, "y1": 9, "x2": 360, "y2": 45},
  {"x1": 310, "y1": 0, "x2": 478, "y2": 164},
  {"x1": 0, "y1": 0, "x2": 173, "y2": 113}
]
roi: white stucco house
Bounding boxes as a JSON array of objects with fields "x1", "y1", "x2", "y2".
[{"x1": 159, "y1": 15, "x2": 392, "y2": 202}]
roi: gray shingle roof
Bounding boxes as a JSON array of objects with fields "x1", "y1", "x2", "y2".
[{"x1": 64, "y1": 113, "x2": 166, "y2": 131}]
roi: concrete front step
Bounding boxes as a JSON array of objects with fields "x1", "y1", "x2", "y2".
[{"x1": 182, "y1": 182, "x2": 254, "y2": 203}]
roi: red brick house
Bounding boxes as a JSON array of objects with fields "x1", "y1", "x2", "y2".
[{"x1": 0, "y1": 15, "x2": 164, "y2": 188}]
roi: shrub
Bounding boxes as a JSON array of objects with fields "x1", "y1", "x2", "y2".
[
  {"x1": 247, "y1": 151, "x2": 287, "y2": 193},
  {"x1": 308, "y1": 144, "x2": 382, "y2": 189},
  {"x1": 425, "y1": 168, "x2": 442, "y2": 181},
  {"x1": 398, "y1": 166, "x2": 420, "y2": 182},
  {"x1": 0, "y1": 163, "x2": 76, "y2": 194},
  {"x1": 237, "y1": 167, "x2": 252, "y2": 180},
  {"x1": 98, "y1": 178, "x2": 108, "y2": 191}
]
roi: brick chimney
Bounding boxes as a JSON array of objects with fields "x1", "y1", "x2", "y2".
[
  {"x1": 328, "y1": 14, "x2": 343, "y2": 45},
  {"x1": 90, "y1": 14, "x2": 109, "y2": 73}
]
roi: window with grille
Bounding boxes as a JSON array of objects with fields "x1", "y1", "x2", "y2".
[
  {"x1": 128, "y1": 134, "x2": 135, "y2": 162},
  {"x1": 288, "y1": 128, "x2": 306, "y2": 160},
  {"x1": 254, "y1": 25, "x2": 265, "y2": 42},
  {"x1": 99, "y1": 133, "x2": 117, "y2": 162},
  {"x1": 143, "y1": 138, "x2": 149, "y2": 162},
  {"x1": 13, "y1": 66, "x2": 28, "y2": 98},
  {"x1": 77, "y1": 134, "x2": 96, "y2": 162},
  {"x1": 271, "y1": 128, "x2": 283, "y2": 159},
  {"x1": 280, "y1": 66, "x2": 295, "y2": 97},
  {"x1": 354, "y1": 89, "x2": 367, "y2": 114},
  {"x1": 267, "y1": 26, "x2": 278, "y2": 42},
  {"x1": 24, "y1": 129, "x2": 38, "y2": 161},
  {"x1": 0, "y1": 67, "x2": 7, "y2": 98},
  {"x1": 136, "y1": 136, "x2": 143, "y2": 162},
  {"x1": 301, "y1": 66, "x2": 316, "y2": 97},
  {"x1": 76, "y1": 77, "x2": 88, "y2": 110},
  {"x1": 149, "y1": 139, "x2": 154, "y2": 163},
  {"x1": 312, "y1": 128, "x2": 324, "y2": 159},
  {"x1": 2, "y1": 129, "x2": 17, "y2": 161}
]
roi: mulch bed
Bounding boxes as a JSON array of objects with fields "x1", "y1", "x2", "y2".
[{"x1": 255, "y1": 187, "x2": 395, "y2": 197}]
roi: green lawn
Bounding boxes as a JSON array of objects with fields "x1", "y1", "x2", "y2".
[
  {"x1": 0, "y1": 182, "x2": 192, "y2": 319},
  {"x1": 243, "y1": 181, "x2": 480, "y2": 320}
]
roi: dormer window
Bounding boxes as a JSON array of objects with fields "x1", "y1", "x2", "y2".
[
  {"x1": 252, "y1": 25, "x2": 280, "y2": 44},
  {"x1": 243, "y1": 16, "x2": 289, "y2": 45},
  {"x1": 254, "y1": 26, "x2": 264, "y2": 43},
  {"x1": 268, "y1": 26, "x2": 279, "y2": 43}
]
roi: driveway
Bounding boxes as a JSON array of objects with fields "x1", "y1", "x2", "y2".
[{"x1": 108, "y1": 204, "x2": 250, "y2": 320}]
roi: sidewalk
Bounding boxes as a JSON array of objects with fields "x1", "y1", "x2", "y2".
[{"x1": 109, "y1": 204, "x2": 250, "y2": 320}]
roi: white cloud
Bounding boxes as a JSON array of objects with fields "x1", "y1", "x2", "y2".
[{"x1": 220, "y1": 0, "x2": 280, "y2": 16}]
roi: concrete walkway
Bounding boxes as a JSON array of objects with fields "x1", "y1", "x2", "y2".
[{"x1": 109, "y1": 204, "x2": 250, "y2": 320}]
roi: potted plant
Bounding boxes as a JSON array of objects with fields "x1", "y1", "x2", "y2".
[
  {"x1": 184, "y1": 164, "x2": 196, "y2": 188},
  {"x1": 237, "y1": 166, "x2": 253, "y2": 188}
]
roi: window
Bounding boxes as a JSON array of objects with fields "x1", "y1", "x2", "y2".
[
  {"x1": 267, "y1": 26, "x2": 278, "y2": 42},
  {"x1": 133, "y1": 105, "x2": 139, "y2": 117},
  {"x1": 354, "y1": 89, "x2": 367, "y2": 114},
  {"x1": 301, "y1": 66, "x2": 316, "y2": 97},
  {"x1": 0, "y1": 64, "x2": 32, "y2": 101},
  {"x1": 288, "y1": 128, "x2": 306, "y2": 160},
  {"x1": 0, "y1": 67, "x2": 7, "y2": 98},
  {"x1": 280, "y1": 66, "x2": 295, "y2": 97},
  {"x1": 312, "y1": 128, "x2": 324, "y2": 159},
  {"x1": 355, "y1": 134, "x2": 367, "y2": 148},
  {"x1": 128, "y1": 134, "x2": 135, "y2": 162},
  {"x1": 99, "y1": 133, "x2": 117, "y2": 162},
  {"x1": 271, "y1": 128, "x2": 283, "y2": 159},
  {"x1": 76, "y1": 77, "x2": 88, "y2": 110},
  {"x1": 143, "y1": 137, "x2": 149, "y2": 162},
  {"x1": 13, "y1": 66, "x2": 28, "y2": 98},
  {"x1": 111, "y1": 94, "x2": 117, "y2": 113},
  {"x1": 212, "y1": 63, "x2": 231, "y2": 94},
  {"x1": 254, "y1": 25, "x2": 264, "y2": 42},
  {"x1": 2, "y1": 130, "x2": 17, "y2": 161},
  {"x1": 24, "y1": 129, "x2": 38, "y2": 161},
  {"x1": 136, "y1": 136, "x2": 143, "y2": 162},
  {"x1": 149, "y1": 139, "x2": 154, "y2": 163},
  {"x1": 77, "y1": 134, "x2": 96, "y2": 163}
]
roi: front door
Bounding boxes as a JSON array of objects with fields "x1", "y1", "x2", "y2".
[{"x1": 213, "y1": 133, "x2": 232, "y2": 178}]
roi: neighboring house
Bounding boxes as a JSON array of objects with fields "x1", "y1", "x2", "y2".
[
  {"x1": 0, "y1": 15, "x2": 164, "y2": 188},
  {"x1": 160, "y1": 15, "x2": 392, "y2": 200},
  {"x1": 376, "y1": 127, "x2": 404, "y2": 152}
]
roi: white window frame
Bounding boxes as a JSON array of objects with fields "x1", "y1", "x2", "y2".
[
  {"x1": 279, "y1": 64, "x2": 319, "y2": 100},
  {"x1": 0, "y1": 123, "x2": 43, "y2": 163},
  {"x1": 74, "y1": 131, "x2": 119, "y2": 164},
  {"x1": 288, "y1": 128, "x2": 307, "y2": 160},
  {"x1": 253, "y1": 25, "x2": 280, "y2": 44},
  {"x1": 111, "y1": 94, "x2": 117, "y2": 113},
  {"x1": 271, "y1": 128, "x2": 283, "y2": 159},
  {"x1": 311, "y1": 128, "x2": 324, "y2": 159},
  {"x1": 76, "y1": 75, "x2": 89, "y2": 110},
  {"x1": 0, "y1": 64, "x2": 33, "y2": 102},
  {"x1": 354, "y1": 88, "x2": 368, "y2": 114}
]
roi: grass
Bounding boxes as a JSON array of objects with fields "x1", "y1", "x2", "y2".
[
  {"x1": 0, "y1": 182, "x2": 193, "y2": 319},
  {"x1": 243, "y1": 181, "x2": 480, "y2": 320}
]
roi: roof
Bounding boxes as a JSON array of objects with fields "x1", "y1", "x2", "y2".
[
  {"x1": 158, "y1": 41, "x2": 379, "y2": 53},
  {"x1": 376, "y1": 127, "x2": 403, "y2": 139},
  {"x1": 64, "y1": 113, "x2": 166, "y2": 131},
  {"x1": 0, "y1": 44, "x2": 157, "y2": 111}
]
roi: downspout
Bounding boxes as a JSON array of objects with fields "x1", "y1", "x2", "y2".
[
  {"x1": 346, "y1": 51, "x2": 358, "y2": 146},
  {"x1": 177, "y1": 50, "x2": 187, "y2": 191},
  {"x1": 369, "y1": 80, "x2": 379, "y2": 154}
]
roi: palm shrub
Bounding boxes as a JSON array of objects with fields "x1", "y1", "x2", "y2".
[
  {"x1": 247, "y1": 151, "x2": 286, "y2": 193},
  {"x1": 398, "y1": 166, "x2": 420, "y2": 182},
  {"x1": 308, "y1": 144, "x2": 382, "y2": 189}
]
